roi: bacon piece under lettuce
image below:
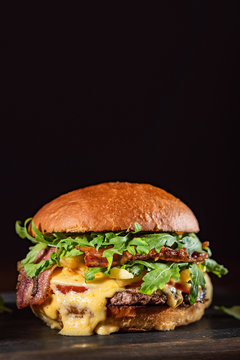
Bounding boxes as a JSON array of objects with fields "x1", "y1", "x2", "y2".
[
  {"x1": 16, "y1": 247, "x2": 57, "y2": 309},
  {"x1": 77, "y1": 245, "x2": 208, "y2": 268}
]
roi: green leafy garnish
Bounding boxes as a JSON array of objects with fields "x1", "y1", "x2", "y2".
[
  {"x1": 20, "y1": 235, "x2": 85, "y2": 278},
  {"x1": 121, "y1": 260, "x2": 205, "y2": 304},
  {"x1": 16, "y1": 219, "x2": 207, "y2": 279},
  {"x1": 215, "y1": 306, "x2": 240, "y2": 320},
  {"x1": 139, "y1": 262, "x2": 180, "y2": 295},
  {"x1": 21, "y1": 243, "x2": 48, "y2": 277},
  {"x1": 188, "y1": 263, "x2": 206, "y2": 304},
  {"x1": 204, "y1": 259, "x2": 228, "y2": 277},
  {"x1": 21, "y1": 243, "x2": 47, "y2": 265},
  {"x1": 101, "y1": 232, "x2": 203, "y2": 269},
  {"x1": 16, "y1": 218, "x2": 228, "y2": 305},
  {"x1": 0, "y1": 296, "x2": 12, "y2": 314},
  {"x1": 181, "y1": 234, "x2": 203, "y2": 255},
  {"x1": 84, "y1": 267, "x2": 106, "y2": 281},
  {"x1": 133, "y1": 222, "x2": 142, "y2": 233},
  {"x1": 15, "y1": 218, "x2": 37, "y2": 243},
  {"x1": 121, "y1": 262, "x2": 145, "y2": 277}
]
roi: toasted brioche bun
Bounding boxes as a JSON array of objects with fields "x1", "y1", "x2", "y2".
[
  {"x1": 106, "y1": 302, "x2": 207, "y2": 332},
  {"x1": 31, "y1": 182, "x2": 199, "y2": 234},
  {"x1": 31, "y1": 274, "x2": 212, "y2": 334}
]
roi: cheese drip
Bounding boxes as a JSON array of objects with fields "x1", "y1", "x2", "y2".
[{"x1": 40, "y1": 264, "x2": 139, "y2": 336}]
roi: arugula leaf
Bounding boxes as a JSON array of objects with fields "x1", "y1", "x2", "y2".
[
  {"x1": 31, "y1": 222, "x2": 45, "y2": 241},
  {"x1": 23, "y1": 251, "x2": 56, "y2": 277},
  {"x1": 125, "y1": 260, "x2": 184, "y2": 295},
  {"x1": 128, "y1": 238, "x2": 149, "y2": 254},
  {"x1": 188, "y1": 263, "x2": 206, "y2": 305},
  {"x1": 123, "y1": 260, "x2": 157, "y2": 272},
  {"x1": 142, "y1": 233, "x2": 179, "y2": 252},
  {"x1": 214, "y1": 306, "x2": 240, "y2": 320},
  {"x1": 84, "y1": 267, "x2": 106, "y2": 281},
  {"x1": 180, "y1": 234, "x2": 202, "y2": 255},
  {"x1": 140, "y1": 262, "x2": 180, "y2": 294},
  {"x1": 122, "y1": 262, "x2": 145, "y2": 277},
  {"x1": 102, "y1": 235, "x2": 130, "y2": 272},
  {"x1": 16, "y1": 219, "x2": 54, "y2": 245},
  {"x1": 204, "y1": 259, "x2": 228, "y2": 277},
  {"x1": 0, "y1": 296, "x2": 12, "y2": 314},
  {"x1": 126, "y1": 245, "x2": 136, "y2": 255},
  {"x1": 15, "y1": 218, "x2": 37, "y2": 243},
  {"x1": 133, "y1": 222, "x2": 142, "y2": 233},
  {"x1": 89, "y1": 233, "x2": 104, "y2": 250},
  {"x1": 21, "y1": 238, "x2": 83, "y2": 278},
  {"x1": 122, "y1": 260, "x2": 181, "y2": 295},
  {"x1": 21, "y1": 243, "x2": 47, "y2": 266},
  {"x1": 63, "y1": 248, "x2": 83, "y2": 257}
]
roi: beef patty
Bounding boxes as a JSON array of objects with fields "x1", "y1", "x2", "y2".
[{"x1": 108, "y1": 289, "x2": 207, "y2": 307}]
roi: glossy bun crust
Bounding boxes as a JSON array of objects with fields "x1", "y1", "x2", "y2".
[{"x1": 31, "y1": 182, "x2": 199, "y2": 234}]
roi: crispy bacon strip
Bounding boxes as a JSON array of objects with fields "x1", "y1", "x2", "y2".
[
  {"x1": 16, "y1": 265, "x2": 57, "y2": 309},
  {"x1": 34, "y1": 246, "x2": 56, "y2": 263},
  {"x1": 16, "y1": 247, "x2": 57, "y2": 309},
  {"x1": 77, "y1": 246, "x2": 208, "y2": 267},
  {"x1": 78, "y1": 246, "x2": 122, "y2": 267}
]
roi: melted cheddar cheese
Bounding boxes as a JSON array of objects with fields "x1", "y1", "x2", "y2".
[{"x1": 40, "y1": 261, "x2": 141, "y2": 336}]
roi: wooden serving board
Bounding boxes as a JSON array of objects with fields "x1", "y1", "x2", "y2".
[{"x1": 0, "y1": 289, "x2": 240, "y2": 360}]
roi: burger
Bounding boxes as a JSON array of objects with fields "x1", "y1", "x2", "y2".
[{"x1": 16, "y1": 182, "x2": 227, "y2": 335}]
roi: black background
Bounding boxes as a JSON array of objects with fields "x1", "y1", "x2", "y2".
[{"x1": 0, "y1": 3, "x2": 239, "y2": 290}]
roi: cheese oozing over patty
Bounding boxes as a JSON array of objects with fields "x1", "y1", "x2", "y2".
[
  {"x1": 38, "y1": 257, "x2": 141, "y2": 335},
  {"x1": 36, "y1": 256, "x2": 206, "y2": 336}
]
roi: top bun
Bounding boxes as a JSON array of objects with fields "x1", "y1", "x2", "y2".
[{"x1": 31, "y1": 182, "x2": 199, "y2": 235}]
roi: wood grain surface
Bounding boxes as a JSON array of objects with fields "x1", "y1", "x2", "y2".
[{"x1": 0, "y1": 289, "x2": 240, "y2": 360}]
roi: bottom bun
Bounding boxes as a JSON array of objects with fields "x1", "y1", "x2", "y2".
[
  {"x1": 104, "y1": 302, "x2": 206, "y2": 333},
  {"x1": 32, "y1": 274, "x2": 213, "y2": 335}
]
